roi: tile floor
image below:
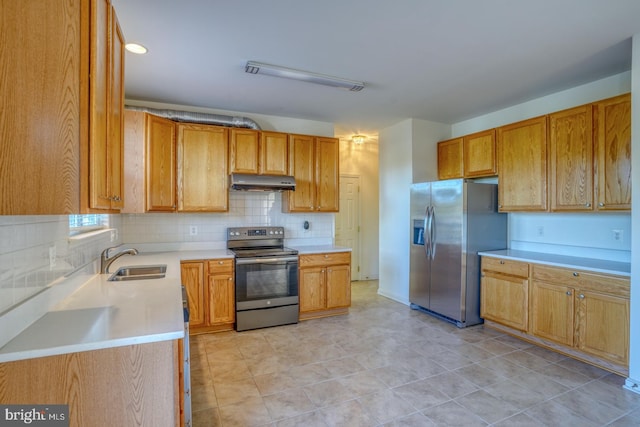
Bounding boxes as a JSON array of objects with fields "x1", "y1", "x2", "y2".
[{"x1": 189, "y1": 281, "x2": 640, "y2": 426}]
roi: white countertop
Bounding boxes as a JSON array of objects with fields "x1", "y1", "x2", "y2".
[
  {"x1": 0, "y1": 250, "x2": 231, "y2": 363},
  {"x1": 478, "y1": 249, "x2": 630, "y2": 276}
]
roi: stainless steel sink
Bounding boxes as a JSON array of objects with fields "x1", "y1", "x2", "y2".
[{"x1": 108, "y1": 264, "x2": 167, "y2": 281}]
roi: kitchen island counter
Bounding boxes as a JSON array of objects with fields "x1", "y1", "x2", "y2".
[{"x1": 0, "y1": 249, "x2": 233, "y2": 363}]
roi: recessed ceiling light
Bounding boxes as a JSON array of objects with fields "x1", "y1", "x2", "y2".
[{"x1": 125, "y1": 43, "x2": 148, "y2": 54}]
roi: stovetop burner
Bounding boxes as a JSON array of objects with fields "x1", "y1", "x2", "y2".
[
  {"x1": 227, "y1": 226, "x2": 297, "y2": 259},
  {"x1": 231, "y1": 247, "x2": 299, "y2": 259}
]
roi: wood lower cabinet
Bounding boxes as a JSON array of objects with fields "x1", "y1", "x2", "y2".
[
  {"x1": 299, "y1": 252, "x2": 351, "y2": 320},
  {"x1": 283, "y1": 135, "x2": 339, "y2": 212},
  {"x1": 181, "y1": 259, "x2": 235, "y2": 333},
  {"x1": 531, "y1": 264, "x2": 629, "y2": 366},
  {"x1": 480, "y1": 257, "x2": 529, "y2": 331},
  {"x1": 0, "y1": 341, "x2": 179, "y2": 427},
  {"x1": 497, "y1": 116, "x2": 548, "y2": 211},
  {"x1": 482, "y1": 256, "x2": 630, "y2": 374}
]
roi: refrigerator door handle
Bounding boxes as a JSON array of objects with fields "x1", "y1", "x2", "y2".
[
  {"x1": 430, "y1": 207, "x2": 437, "y2": 259},
  {"x1": 423, "y1": 206, "x2": 430, "y2": 258}
]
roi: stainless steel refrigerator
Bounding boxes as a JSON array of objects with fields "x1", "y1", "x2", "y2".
[{"x1": 410, "y1": 179, "x2": 507, "y2": 327}]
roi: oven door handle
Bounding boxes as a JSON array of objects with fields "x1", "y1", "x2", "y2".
[{"x1": 235, "y1": 256, "x2": 299, "y2": 265}]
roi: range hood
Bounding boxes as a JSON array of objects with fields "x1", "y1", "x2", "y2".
[{"x1": 230, "y1": 173, "x2": 296, "y2": 192}]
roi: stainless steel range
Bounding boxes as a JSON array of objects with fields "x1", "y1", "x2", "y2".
[{"x1": 227, "y1": 226, "x2": 299, "y2": 331}]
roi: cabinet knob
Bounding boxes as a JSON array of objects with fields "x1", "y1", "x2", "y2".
[
  {"x1": 321, "y1": 269, "x2": 325, "y2": 273},
  {"x1": 219, "y1": 261, "x2": 224, "y2": 264},
  {"x1": 566, "y1": 291, "x2": 572, "y2": 296},
  {"x1": 599, "y1": 202, "x2": 605, "y2": 207},
  {"x1": 229, "y1": 277, "x2": 232, "y2": 281},
  {"x1": 499, "y1": 260, "x2": 505, "y2": 264},
  {"x1": 585, "y1": 203, "x2": 591, "y2": 208},
  {"x1": 498, "y1": 204, "x2": 502, "y2": 209},
  {"x1": 572, "y1": 272, "x2": 579, "y2": 277},
  {"x1": 578, "y1": 294, "x2": 585, "y2": 299}
]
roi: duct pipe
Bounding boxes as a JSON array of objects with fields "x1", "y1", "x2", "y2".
[{"x1": 125, "y1": 105, "x2": 261, "y2": 130}]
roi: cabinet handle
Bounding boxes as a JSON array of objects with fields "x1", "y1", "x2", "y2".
[
  {"x1": 566, "y1": 291, "x2": 572, "y2": 296},
  {"x1": 572, "y1": 272, "x2": 579, "y2": 277},
  {"x1": 578, "y1": 294, "x2": 585, "y2": 299}
]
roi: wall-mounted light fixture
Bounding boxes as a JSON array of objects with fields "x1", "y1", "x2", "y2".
[
  {"x1": 245, "y1": 61, "x2": 365, "y2": 92},
  {"x1": 351, "y1": 135, "x2": 366, "y2": 144}
]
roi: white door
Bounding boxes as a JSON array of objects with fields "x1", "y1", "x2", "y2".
[{"x1": 335, "y1": 175, "x2": 360, "y2": 280}]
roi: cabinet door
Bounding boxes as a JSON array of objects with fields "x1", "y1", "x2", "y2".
[
  {"x1": 108, "y1": 6, "x2": 125, "y2": 210},
  {"x1": 315, "y1": 137, "x2": 339, "y2": 212},
  {"x1": 497, "y1": 116, "x2": 548, "y2": 211},
  {"x1": 88, "y1": 0, "x2": 112, "y2": 210},
  {"x1": 299, "y1": 267, "x2": 326, "y2": 312},
  {"x1": 177, "y1": 124, "x2": 228, "y2": 212},
  {"x1": 146, "y1": 114, "x2": 176, "y2": 211},
  {"x1": 208, "y1": 273, "x2": 235, "y2": 324},
  {"x1": 480, "y1": 272, "x2": 528, "y2": 331},
  {"x1": 260, "y1": 131, "x2": 288, "y2": 175},
  {"x1": 530, "y1": 281, "x2": 574, "y2": 346},
  {"x1": 283, "y1": 134, "x2": 316, "y2": 212},
  {"x1": 464, "y1": 130, "x2": 496, "y2": 178},
  {"x1": 576, "y1": 290, "x2": 629, "y2": 365},
  {"x1": 181, "y1": 262, "x2": 205, "y2": 328},
  {"x1": 230, "y1": 129, "x2": 259, "y2": 174},
  {"x1": 326, "y1": 264, "x2": 351, "y2": 309},
  {"x1": 549, "y1": 105, "x2": 593, "y2": 211},
  {"x1": 437, "y1": 138, "x2": 463, "y2": 180},
  {"x1": 594, "y1": 94, "x2": 631, "y2": 210}
]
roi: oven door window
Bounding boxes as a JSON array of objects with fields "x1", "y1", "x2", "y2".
[{"x1": 236, "y1": 260, "x2": 298, "y2": 303}]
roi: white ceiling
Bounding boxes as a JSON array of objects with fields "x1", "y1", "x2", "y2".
[{"x1": 112, "y1": 0, "x2": 640, "y2": 140}]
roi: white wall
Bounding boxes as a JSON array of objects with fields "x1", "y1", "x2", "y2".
[
  {"x1": 378, "y1": 119, "x2": 449, "y2": 303},
  {"x1": 339, "y1": 139, "x2": 379, "y2": 280},
  {"x1": 626, "y1": 34, "x2": 640, "y2": 393}
]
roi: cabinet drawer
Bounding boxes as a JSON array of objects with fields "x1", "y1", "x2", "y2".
[
  {"x1": 482, "y1": 257, "x2": 529, "y2": 278},
  {"x1": 207, "y1": 258, "x2": 234, "y2": 274},
  {"x1": 299, "y1": 252, "x2": 351, "y2": 268},
  {"x1": 532, "y1": 264, "x2": 629, "y2": 297}
]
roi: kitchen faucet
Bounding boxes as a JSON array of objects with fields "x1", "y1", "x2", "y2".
[{"x1": 100, "y1": 246, "x2": 139, "y2": 274}]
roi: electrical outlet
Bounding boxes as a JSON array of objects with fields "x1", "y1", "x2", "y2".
[
  {"x1": 49, "y1": 246, "x2": 56, "y2": 269},
  {"x1": 110, "y1": 229, "x2": 117, "y2": 242},
  {"x1": 612, "y1": 229, "x2": 623, "y2": 242},
  {"x1": 189, "y1": 226, "x2": 198, "y2": 236}
]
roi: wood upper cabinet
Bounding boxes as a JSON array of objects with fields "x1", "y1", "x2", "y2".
[
  {"x1": 437, "y1": 138, "x2": 463, "y2": 180},
  {"x1": 146, "y1": 114, "x2": 177, "y2": 212},
  {"x1": 283, "y1": 135, "x2": 339, "y2": 212},
  {"x1": 549, "y1": 104, "x2": 593, "y2": 211},
  {"x1": 1, "y1": 0, "x2": 125, "y2": 214},
  {"x1": 593, "y1": 93, "x2": 631, "y2": 210},
  {"x1": 260, "y1": 131, "x2": 289, "y2": 175},
  {"x1": 229, "y1": 129, "x2": 260, "y2": 174},
  {"x1": 89, "y1": 0, "x2": 125, "y2": 211},
  {"x1": 299, "y1": 252, "x2": 351, "y2": 318},
  {"x1": 497, "y1": 116, "x2": 548, "y2": 212},
  {"x1": 177, "y1": 124, "x2": 229, "y2": 212},
  {"x1": 464, "y1": 129, "x2": 497, "y2": 177},
  {"x1": 480, "y1": 257, "x2": 529, "y2": 331},
  {"x1": 530, "y1": 264, "x2": 630, "y2": 366}
]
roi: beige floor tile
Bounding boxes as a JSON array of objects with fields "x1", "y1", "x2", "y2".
[
  {"x1": 218, "y1": 396, "x2": 271, "y2": 427},
  {"x1": 453, "y1": 363, "x2": 508, "y2": 388},
  {"x1": 382, "y1": 411, "x2": 436, "y2": 426},
  {"x1": 392, "y1": 378, "x2": 450, "y2": 410},
  {"x1": 274, "y1": 410, "x2": 329, "y2": 427},
  {"x1": 192, "y1": 382, "x2": 218, "y2": 412},
  {"x1": 524, "y1": 400, "x2": 599, "y2": 427},
  {"x1": 500, "y1": 349, "x2": 554, "y2": 370},
  {"x1": 576, "y1": 380, "x2": 640, "y2": 412},
  {"x1": 556, "y1": 357, "x2": 611, "y2": 379},
  {"x1": 358, "y1": 388, "x2": 417, "y2": 423},
  {"x1": 209, "y1": 359, "x2": 253, "y2": 383},
  {"x1": 318, "y1": 356, "x2": 366, "y2": 378},
  {"x1": 532, "y1": 363, "x2": 592, "y2": 389},
  {"x1": 421, "y1": 400, "x2": 488, "y2": 426},
  {"x1": 262, "y1": 388, "x2": 316, "y2": 421},
  {"x1": 490, "y1": 412, "x2": 546, "y2": 427},
  {"x1": 214, "y1": 377, "x2": 261, "y2": 407},
  {"x1": 508, "y1": 370, "x2": 570, "y2": 398},
  {"x1": 483, "y1": 378, "x2": 547, "y2": 410},
  {"x1": 425, "y1": 371, "x2": 479, "y2": 399},
  {"x1": 337, "y1": 370, "x2": 387, "y2": 397},
  {"x1": 303, "y1": 379, "x2": 354, "y2": 407},
  {"x1": 477, "y1": 355, "x2": 535, "y2": 378},
  {"x1": 370, "y1": 365, "x2": 423, "y2": 388},
  {"x1": 192, "y1": 407, "x2": 222, "y2": 427},
  {"x1": 319, "y1": 399, "x2": 378, "y2": 427},
  {"x1": 454, "y1": 389, "x2": 520, "y2": 423},
  {"x1": 472, "y1": 337, "x2": 518, "y2": 355},
  {"x1": 287, "y1": 363, "x2": 333, "y2": 387},
  {"x1": 552, "y1": 389, "x2": 626, "y2": 425},
  {"x1": 254, "y1": 371, "x2": 298, "y2": 396},
  {"x1": 522, "y1": 344, "x2": 568, "y2": 363}
]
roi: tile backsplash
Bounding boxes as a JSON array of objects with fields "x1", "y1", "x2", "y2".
[
  {"x1": 121, "y1": 191, "x2": 334, "y2": 246},
  {"x1": 0, "y1": 215, "x2": 122, "y2": 313}
]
